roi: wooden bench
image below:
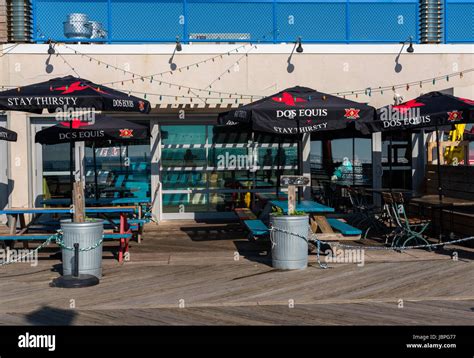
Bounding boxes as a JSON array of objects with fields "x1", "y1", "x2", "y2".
[
  {"x1": 0, "y1": 206, "x2": 137, "y2": 262},
  {"x1": 243, "y1": 219, "x2": 269, "y2": 240},
  {"x1": 326, "y1": 218, "x2": 362, "y2": 239}
]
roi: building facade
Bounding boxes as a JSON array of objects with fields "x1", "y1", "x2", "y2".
[{"x1": 0, "y1": 0, "x2": 473, "y2": 221}]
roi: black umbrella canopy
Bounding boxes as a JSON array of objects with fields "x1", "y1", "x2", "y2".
[
  {"x1": 218, "y1": 86, "x2": 376, "y2": 135},
  {"x1": 0, "y1": 75, "x2": 151, "y2": 114},
  {"x1": 358, "y1": 91, "x2": 474, "y2": 133},
  {"x1": 35, "y1": 116, "x2": 150, "y2": 145},
  {"x1": 0, "y1": 126, "x2": 17, "y2": 142}
]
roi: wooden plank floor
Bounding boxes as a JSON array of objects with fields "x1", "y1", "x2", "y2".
[{"x1": 0, "y1": 220, "x2": 473, "y2": 325}]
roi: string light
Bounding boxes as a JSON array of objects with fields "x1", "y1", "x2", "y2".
[{"x1": 0, "y1": 65, "x2": 471, "y2": 103}]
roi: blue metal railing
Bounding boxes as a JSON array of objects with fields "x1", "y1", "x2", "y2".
[{"x1": 29, "y1": 0, "x2": 473, "y2": 44}]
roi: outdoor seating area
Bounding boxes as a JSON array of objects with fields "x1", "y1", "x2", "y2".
[
  {"x1": 0, "y1": 22, "x2": 473, "y2": 336},
  {"x1": 0, "y1": 82, "x2": 472, "y2": 275},
  {"x1": 0, "y1": 205, "x2": 149, "y2": 262}
]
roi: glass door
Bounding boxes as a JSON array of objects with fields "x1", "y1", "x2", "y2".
[
  {"x1": 382, "y1": 132, "x2": 412, "y2": 189},
  {"x1": 33, "y1": 118, "x2": 151, "y2": 206},
  {"x1": 84, "y1": 140, "x2": 151, "y2": 201},
  {"x1": 32, "y1": 119, "x2": 77, "y2": 206}
]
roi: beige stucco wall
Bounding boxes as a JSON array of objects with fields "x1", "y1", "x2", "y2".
[{"x1": 0, "y1": 43, "x2": 473, "y2": 208}]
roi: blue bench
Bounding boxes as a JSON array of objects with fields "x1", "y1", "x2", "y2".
[
  {"x1": 0, "y1": 233, "x2": 133, "y2": 241},
  {"x1": 243, "y1": 219, "x2": 270, "y2": 241},
  {"x1": 327, "y1": 218, "x2": 362, "y2": 236}
]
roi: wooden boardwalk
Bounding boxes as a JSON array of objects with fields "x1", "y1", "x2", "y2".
[{"x1": 0, "y1": 220, "x2": 473, "y2": 325}]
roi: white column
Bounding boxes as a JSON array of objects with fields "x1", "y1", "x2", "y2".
[
  {"x1": 150, "y1": 119, "x2": 162, "y2": 222},
  {"x1": 411, "y1": 132, "x2": 426, "y2": 195},
  {"x1": 8, "y1": 111, "x2": 30, "y2": 208},
  {"x1": 302, "y1": 133, "x2": 311, "y2": 199},
  {"x1": 372, "y1": 132, "x2": 382, "y2": 207}
]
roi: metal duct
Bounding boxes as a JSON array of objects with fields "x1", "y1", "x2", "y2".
[
  {"x1": 419, "y1": 0, "x2": 443, "y2": 43},
  {"x1": 7, "y1": 0, "x2": 32, "y2": 42}
]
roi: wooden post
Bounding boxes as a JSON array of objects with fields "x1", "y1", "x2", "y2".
[
  {"x1": 280, "y1": 175, "x2": 310, "y2": 215},
  {"x1": 288, "y1": 185, "x2": 296, "y2": 215},
  {"x1": 73, "y1": 181, "x2": 85, "y2": 223}
]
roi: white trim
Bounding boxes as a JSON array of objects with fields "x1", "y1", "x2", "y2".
[
  {"x1": 4, "y1": 43, "x2": 474, "y2": 55},
  {"x1": 161, "y1": 165, "x2": 297, "y2": 171},
  {"x1": 161, "y1": 143, "x2": 297, "y2": 149}
]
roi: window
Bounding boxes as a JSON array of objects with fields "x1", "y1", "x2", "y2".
[
  {"x1": 160, "y1": 124, "x2": 298, "y2": 214},
  {"x1": 310, "y1": 137, "x2": 373, "y2": 187}
]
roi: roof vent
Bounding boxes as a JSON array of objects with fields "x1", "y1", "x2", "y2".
[
  {"x1": 7, "y1": 0, "x2": 32, "y2": 42},
  {"x1": 419, "y1": 0, "x2": 443, "y2": 43}
]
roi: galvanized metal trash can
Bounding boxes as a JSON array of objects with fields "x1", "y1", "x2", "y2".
[
  {"x1": 270, "y1": 215, "x2": 309, "y2": 270},
  {"x1": 60, "y1": 219, "x2": 104, "y2": 279}
]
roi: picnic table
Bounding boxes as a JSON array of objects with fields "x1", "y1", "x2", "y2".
[
  {"x1": 41, "y1": 197, "x2": 151, "y2": 219},
  {"x1": 0, "y1": 206, "x2": 137, "y2": 262},
  {"x1": 268, "y1": 200, "x2": 359, "y2": 240},
  {"x1": 270, "y1": 200, "x2": 335, "y2": 214}
]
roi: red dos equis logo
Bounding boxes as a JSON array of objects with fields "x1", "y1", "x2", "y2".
[
  {"x1": 344, "y1": 108, "x2": 360, "y2": 119},
  {"x1": 59, "y1": 118, "x2": 91, "y2": 129},
  {"x1": 51, "y1": 81, "x2": 107, "y2": 95},
  {"x1": 271, "y1": 92, "x2": 307, "y2": 106},
  {"x1": 447, "y1": 111, "x2": 463, "y2": 122},
  {"x1": 119, "y1": 129, "x2": 134, "y2": 138}
]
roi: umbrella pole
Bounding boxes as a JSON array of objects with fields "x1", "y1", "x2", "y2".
[
  {"x1": 69, "y1": 121, "x2": 74, "y2": 208},
  {"x1": 297, "y1": 122, "x2": 302, "y2": 204},
  {"x1": 352, "y1": 136, "x2": 355, "y2": 187},
  {"x1": 435, "y1": 125, "x2": 443, "y2": 202},
  {"x1": 389, "y1": 135, "x2": 393, "y2": 194},
  {"x1": 277, "y1": 139, "x2": 281, "y2": 200},
  {"x1": 93, "y1": 142, "x2": 99, "y2": 201}
]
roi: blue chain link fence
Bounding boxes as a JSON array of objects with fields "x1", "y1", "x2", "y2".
[
  {"x1": 445, "y1": 0, "x2": 474, "y2": 43},
  {"x1": 30, "y1": 0, "x2": 472, "y2": 43}
]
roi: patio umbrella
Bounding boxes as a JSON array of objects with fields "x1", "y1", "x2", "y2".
[
  {"x1": 219, "y1": 86, "x2": 376, "y2": 199},
  {"x1": 35, "y1": 116, "x2": 150, "y2": 145},
  {"x1": 0, "y1": 126, "x2": 17, "y2": 142},
  {"x1": 0, "y1": 75, "x2": 150, "y2": 210},
  {"x1": 35, "y1": 116, "x2": 151, "y2": 200},
  {"x1": 218, "y1": 86, "x2": 376, "y2": 135},
  {"x1": 358, "y1": 91, "x2": 474, "y2": 133},
  {"x1": 0, "y1": 75, "x2": 151, "y2": 114},
  {"x1": 358, "y1": 92, "x2": 474, "y2": 200}
]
